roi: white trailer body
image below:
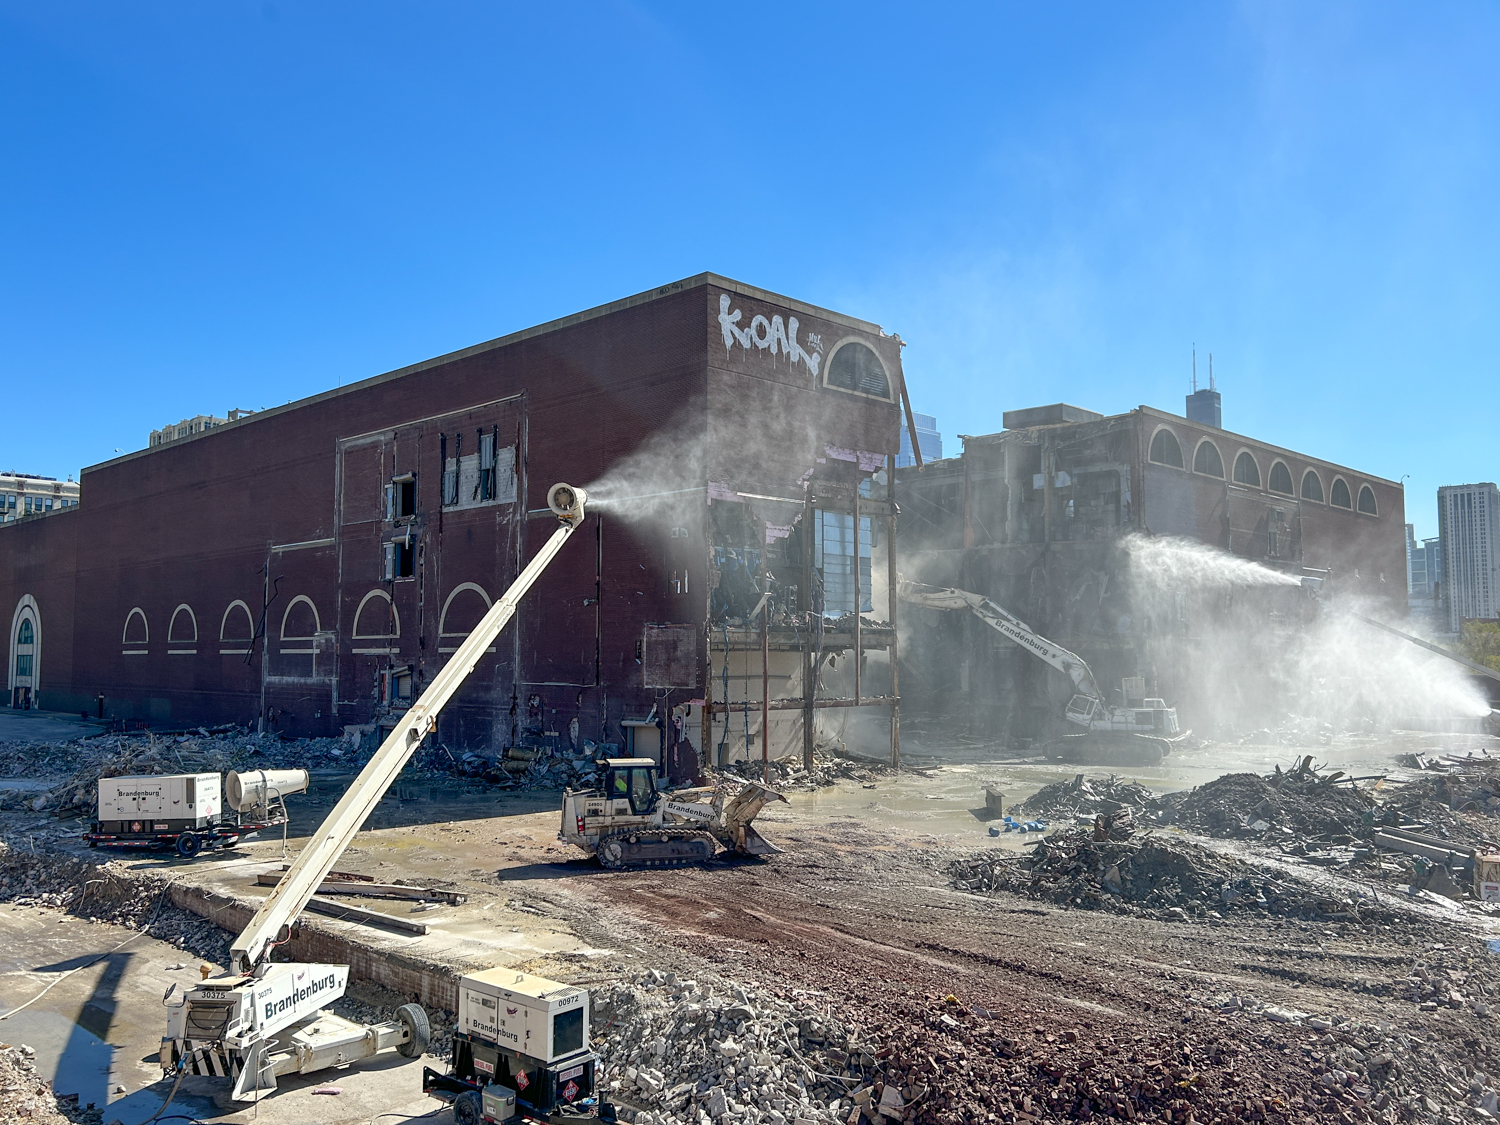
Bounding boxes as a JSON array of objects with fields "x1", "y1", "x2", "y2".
[{"x1": 97, "y1": 773, "x2": 221, "y2": 833}]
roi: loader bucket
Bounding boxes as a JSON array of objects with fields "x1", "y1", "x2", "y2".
[
  {"x1": 737, "y1": 823, "x2": 783, "y2": 856},
  {"x1": 718, "y1": 779, "x2": 788, "y2": 856}
]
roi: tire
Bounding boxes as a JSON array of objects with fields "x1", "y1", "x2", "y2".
[
  {"x1": 454, "y1": 1091, "x2": 482, "y2": 1125},
  {"x1": 175, "y1": 833, "x2": 202, "y2": 859},
  {"x1": 395, "y1": 1003, "x2": 430, "y2": 1059}
]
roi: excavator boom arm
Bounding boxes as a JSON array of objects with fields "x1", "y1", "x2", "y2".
[
  {"x1": 897, "y1": 579, "x2": 1105, "y2": 703},
  {"x1": 230, "y1": 485, "x2": 588, "y2": 972}
]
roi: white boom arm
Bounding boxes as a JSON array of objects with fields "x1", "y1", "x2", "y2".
[
  {"x1": 897, "y1": 579, "x2": 1105, "y2": 704},
  {"x1": 230, "y1": 483, "x2": 589, "y2": 972}
]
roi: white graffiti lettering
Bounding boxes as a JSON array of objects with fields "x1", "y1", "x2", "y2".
[{"x1": 718, "y1": 293, "x2": 821, "y2": 377}]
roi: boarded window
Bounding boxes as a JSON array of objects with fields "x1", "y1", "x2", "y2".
[
  {"x1": 1331, "y1": 478, "x2": 1352, "y2": 509},
  {"x1": 1269, "y1": 462, "x2": 1294, "y2": 495},
  {"x1": 221, "y1": 602, "x2": 254, "y2": 642},
  {"x1": 353, "y1": 591, "x2": 399, "y2": 638},
  {"x1": 1193, "y1": 440, "x2": 1223, "y2": 477},
  {"x1": 168, "y1": 606, "x2": 197, "y2": 643},
  {"x1": 1149, "y1": 429, "x2": 1183, "y2": 468},
  {"x1": 1301, "y1": 471, "x2": 1324, "y2": 502},
  {"x1": 439, "y1": 584, "x2": 491, "y2": 638},
  {"x1": 642, "y1": 624, "x2": 697, "y2": 688},
  {"x1": 281, "y1": 596, "x2": 320, "y2": 641},
  {"x1": 1233, "y1": 452, "x2": 1261, "y2": 488},
  {"x1": 1358, "y1": 485, "x2": 1378, "y2": 515},
  {"x1": 123, "y1": 608, "x2": 149, "y2": 645}
]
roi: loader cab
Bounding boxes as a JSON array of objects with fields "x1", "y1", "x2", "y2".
[{"x1": 601, "y1": 758, "x2": 660, "y2": 816}]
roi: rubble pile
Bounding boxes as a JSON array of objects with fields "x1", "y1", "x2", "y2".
[
  {"x1": 594, "y1": 969, "x2": 864, "y2": 1125},
  {"x1": 0, "y1": 842, "x2": 229, "y2": 964},
  {"x1": 0, "y1": 1043, "x2": 94, "y2": 1125},
  {"x1": 1017, "y1": 774, "x2": 1157, "y2": 820},
  {"x1": 1162, "y1": 767, "x2": 1376, "y2": 839},
  {"x1": 952, "y1": 829, "x2": 1400, "y2": 923},
  {"x1": 1383, "y1": 767, "x2": 1500, "y2": 849},
  {"x1": 716, "y1": 751, "x2": 895, "y2": 792}
]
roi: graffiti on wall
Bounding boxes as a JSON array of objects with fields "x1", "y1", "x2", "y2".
[{"x1": 717, "y1": 293, "x2": 823, "y2": 377}]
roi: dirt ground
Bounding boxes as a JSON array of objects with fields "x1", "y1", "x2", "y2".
[{"x1": 7, "y1": 729, "x2": 1500, "y2": 1124}]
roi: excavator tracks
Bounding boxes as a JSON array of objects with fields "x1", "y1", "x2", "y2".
[{"x1": 596, "y1": 828, "x2": 718, "y2": 870}]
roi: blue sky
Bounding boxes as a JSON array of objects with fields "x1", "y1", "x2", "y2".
[{"x1": 2, "y1": 3, "x2": 1496, "y2": 538}]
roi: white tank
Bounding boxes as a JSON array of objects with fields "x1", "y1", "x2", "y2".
[{"x1": 225, "y1": 769, "x2": 310, "y2": 812}]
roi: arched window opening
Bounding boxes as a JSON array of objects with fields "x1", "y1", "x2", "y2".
[
  {"x1": 1193, "y1": 440, "x2": 1224, "y2": 477},
  {"x1": 17, "y1": 619, "x2": 32, "y2": 645},
  {"x1": 1233, "y1": 452, "x2": 1261, "y2": 488},
  {"x1": 1358, "y1": 485, "x2": 1378, "y2": 515},
  {"x1": 353, "y1": 590, "x2": 400, "y2": 638},
  {"x1": 1331, "y1": 478, "x2": 1352, "y2": 509},
  {"x1": 280, "y1": 596, "x2": 320, "y2": 641},
  {"x1": 440, "y1": 583, "x2": 492, "y2": 638},
  {"x1": 1149, "y1": 428, "x2": 1183, "y2": 468},
  {"x1": 1269, "y1": 462, "x2": 1294, "y2": 495},
  {"x1": 1301, "y1": 471, "x2": 1324, "y2": 502},
  {"x1": 220, "y1": 601, "x2": 254, "y2": 642},
  {"x1": 824, "y1": 342, "x2": 891, "y2": 399},
  {"x1": 122, "y1": 608, "x2": 149, "y2": 646},
  {"x1": 168, "y1": 605, "x2": 197, "y2": 644}
]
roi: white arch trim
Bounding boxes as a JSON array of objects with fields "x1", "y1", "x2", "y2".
[
  {"x1": 278, "y1": 594, "x2": 322, "y2": 655},
  {"x1": 219, "y1": 599, "x2": 254, "y2": 655},
  {"x1": 122, "y1": 606, "x2": 149, "y2": 653},
  {"x1": 1192, "y1": 438, "x2": 1224, "y2": 477},
  {"x1": 821, "y1": 335, "x2": 895, "y2": 402},
  {"x1": 1268, "y1": 460, "x2": 1295, "y2": 495},
  {"x1": 1330, "y1": 475, "x2": 1353, "y2": 509},
  {"x1": 1300, "y1": 468, "x2": 1326, "y2": 504},
  {"x1": 9, "y1": 595, "x2": 40, "y2": 699},
  {"x1": 168, "y1": 603, "x2": 198, "y2": 654},
  {"x1": 438, "y1": 581, "x2": 496, "y2": 654},
  {"x1": 351, "y1": 588, "x2": 402, "y2": 654}
]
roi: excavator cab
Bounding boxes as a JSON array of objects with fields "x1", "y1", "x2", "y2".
[{"x1": 603, "y1": 758, "x2": 660, "y2": 816}]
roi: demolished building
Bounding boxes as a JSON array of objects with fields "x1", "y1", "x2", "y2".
[
  {"x1": 0, "y1": 275, "x2": 908, "y2": 776},
  {"x1": 896, "y1": 401, "x2": 1408, "y2": 740}
]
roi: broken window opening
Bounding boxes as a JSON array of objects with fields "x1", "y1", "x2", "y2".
[
  {"x1": 387, "y1": 473, "x2": 417, "y2": 520},
  {"x1": 478, "y1": 429, "x2": 497, "y2": 501},
  {"x1": 383, "y1": 537, "x2": 416, "y2": 580}
]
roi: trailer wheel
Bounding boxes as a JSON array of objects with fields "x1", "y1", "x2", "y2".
[
  {"x1": 395, "y1": 1003, "x2": 430, "y2": 1058},
  {"x1": 454, "y1": 1091, "x2": 482, "y2": 1125},
  {"x1": 175, "y1": 833, "x2": 202, "y2": 859}
]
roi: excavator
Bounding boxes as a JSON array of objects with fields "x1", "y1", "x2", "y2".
[
  {"x1": 899, "y1": 579, "x2": 1187, "y2": 765},
  {"x1": 161, "y1": 484, "x2": 597, "y2": 1103}
]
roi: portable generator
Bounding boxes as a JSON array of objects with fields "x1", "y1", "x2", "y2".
[{"x1": 423, "y1": 968, "x2": 613, "y2": 1124}]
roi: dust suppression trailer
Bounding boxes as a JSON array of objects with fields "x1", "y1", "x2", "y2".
[{"x1": 87, "y1": 769, "x2": 309, "y2": 857}]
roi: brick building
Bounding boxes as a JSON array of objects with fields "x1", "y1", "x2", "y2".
[
  {"x1": 896, "y1": 400, "x2": 1407, "y2": 738},
  {"x1": 1, "y1": 276, "x2": 907, "y2": 768}
]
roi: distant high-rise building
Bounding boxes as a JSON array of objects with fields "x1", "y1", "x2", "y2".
[
  {"x1": 1406, "y1": 523, "x2": 1443, "y2": 627},
  {"x1": 1186, "y1": 352, "x2": 1222, "y2": 428},
  {"x1": 897, "y1": 412, "x2": 943, "y2": 468},
  {"x1": 1437, "y1": 482, "x2": 1500, "y2": 633}
]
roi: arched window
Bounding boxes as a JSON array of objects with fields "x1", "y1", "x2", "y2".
[
  {"x1": 122, "y1": 608, "x2": 149, "y2": 647},
  {"x1": 1268, "y1": 462, "x2": 1294, "y2": 495},
  {"x1": 1301, "y1": 471, "x2": 1324, "y2": 502},
  {"x1": 439, "y1": 583, "x2": 493, "y2": 651},
  {"x1": 824, "y1": 341, "x2": 891, "y2": 399},
  {"x1": 219, "y1": 600, "x2": 254, "y2": 655},
  {"x1": 168, "y1": 605, "x2": 197, "y2": 645},
  {"x1": 280, "y1": 595, "x2": 320, "y2": 642},
  {"x1": 1192, "y1": 440, "x2": 1224, "y2": 477},
  {"x1": 353, "y1": 590, "x2": 400, "y2": 638},
  {"x1": 1148, "y1": 428, "x2": 1183, "y2": 468},
  {"x1": 1232, "y1": 452, "x2": 1261, "y2": 488},
  {"x1": 17, "y1": 619, "x2": 32, "y2": 645},
  {"x1": 1331, "y1": 478, "x2": 1352, "y2": 509},
  {"x1": 1358, "y1": 485, "x2": 1378, "y2": 515}
]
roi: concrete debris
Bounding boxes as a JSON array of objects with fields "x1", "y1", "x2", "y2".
[
  {"x1": 716, "y1": 750, "x2": 897, "y2": 793},
  {"x1": 1155, "y1": 761, "x2": 1376, "y2": 840},
  {"x1": 951, "y1": 828, "x2": 1408, "y2": 924},
  {"x1": 0, "y1": 1042, "x2": 94, "y2": 1125}
]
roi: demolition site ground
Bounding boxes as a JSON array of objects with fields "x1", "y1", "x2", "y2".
[{"x1": 4, "y1": 716, "x2": 1500, "y2": 1125}]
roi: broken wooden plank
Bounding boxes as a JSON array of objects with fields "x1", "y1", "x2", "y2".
[
  {"x1": 303, "y1": 895, "x2": 429, "y2": 935},
  {"x1": 258, "y1": 872, "x2": 465, "y2": 904}
]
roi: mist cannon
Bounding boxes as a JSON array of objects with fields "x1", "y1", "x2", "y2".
[
  {"x1": 226, "y1": 768, "x2": 310, "y2": 815},
  {"x1": 547, "y1": 481, "x2": 588, "y2": 524}
]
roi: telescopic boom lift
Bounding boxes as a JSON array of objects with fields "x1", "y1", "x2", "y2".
[{"x1": 161, "y1": 483, "x2": 591, "y2": 1102}]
